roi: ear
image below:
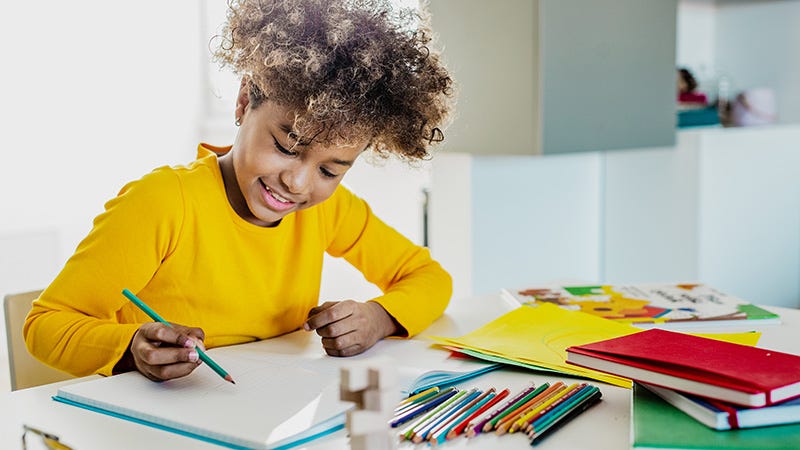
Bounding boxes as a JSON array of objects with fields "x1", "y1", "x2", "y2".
[{"x1": 235, "y1": 78, "x2": 250, "y2": 123}]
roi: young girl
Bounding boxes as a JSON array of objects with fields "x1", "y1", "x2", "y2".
[{"x1": 24, "y1": 0, "x2": 454, "y2": 382}]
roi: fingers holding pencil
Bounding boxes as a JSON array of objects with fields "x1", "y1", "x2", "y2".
[
  {"x1": 120, "y1": 288, "x2": 234, "y2": 384},
  {"x1": 146, "y1": 321, "x2": 206, "y2": 350},
  {"x1": 129, "y1": 322, "x2": 207, "y2": 382}
]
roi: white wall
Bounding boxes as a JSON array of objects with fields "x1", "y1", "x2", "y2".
[
  {"x1": 603, "y1": 140, "x2": 700, "y2": 285},
  {"x1": 469, "y1": 153, "x2": 602, "y2": 294},
  {"x1": 606, "y1": 125, "x2": 800, "y2": 308},
  {"x1": 676, "y1": 0, "x2": 718, "y2": 98},
  {"x1": 430, "y1": 154, "x2": 472, "y2": 302},
  {"x1": 697, "y1": 125, "x2": 800, "y2": 306},
  {"x1": 1, "y1": 1, "x2": 204, "y2": 296}
]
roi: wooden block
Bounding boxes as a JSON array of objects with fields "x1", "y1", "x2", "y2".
[
  {"x1": 340, "y1": 366, "x2": 370, "y2": 392},
  {"x1": 362, "y1": 388, "x2": 398, "y2": 415},
  {"x1": 367, "y1": 365, "x2": 397, "y2": 391},
  {"x1": 341, "y1": 358, "x2": 399, "y2": 450},
  {"x1": 349, "y1": 430, "x2": 393, "y2": 450},
  {"x1": 346, "y1": 410, "x2": 388, "y2": 434}
]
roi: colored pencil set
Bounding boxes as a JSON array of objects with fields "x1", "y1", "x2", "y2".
[{"x1": 390, "y1": 380, "x2": 602, "y2": 446}]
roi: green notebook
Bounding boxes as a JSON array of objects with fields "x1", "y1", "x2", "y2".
[{"x1": 632, "y1": 383, "x2": 800, "y2": 449}]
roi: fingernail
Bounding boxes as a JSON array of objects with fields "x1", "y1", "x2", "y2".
[
  {"x1": 188, "y1": 351, "x2": 199, "y2": 362},
  {"x1": 303, "y1": 322, "x2": 311, "y2": 331},
  {"x1": 183, "y1": 339, "x2": 196, "y2": 348}
]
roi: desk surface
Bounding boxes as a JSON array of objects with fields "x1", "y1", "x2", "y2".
[{"x1": 2, "y1": 294, "x2": 798, "y2": 450}]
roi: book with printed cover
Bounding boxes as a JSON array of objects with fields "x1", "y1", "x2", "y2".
[{"x1": 500, "y1": 283, "x2": 780, "y2": 330}]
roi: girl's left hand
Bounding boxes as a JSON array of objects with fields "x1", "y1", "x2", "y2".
[{"x1": 304, "y1": 300, "x2": 400, "y2": 357}]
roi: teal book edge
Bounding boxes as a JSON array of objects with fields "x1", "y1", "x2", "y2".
[
  {"x1": 52, "y1": 395, "x2": 345, "y2": 450},
  {"x1": 632, "y1": 383, "x2": 800, "y2": 449}
]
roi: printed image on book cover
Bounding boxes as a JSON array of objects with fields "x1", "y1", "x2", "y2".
[{"x1": 507, "y1": 283, "x2": 778, "y2": 325}]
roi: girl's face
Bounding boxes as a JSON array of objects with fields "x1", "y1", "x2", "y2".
[{"x1": 220, "y1": 93, "x2": 366, "y2": 227}]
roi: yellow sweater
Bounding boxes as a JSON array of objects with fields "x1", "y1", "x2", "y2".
[{"x1": 24, "y1": 145, "x2": 451, "y2": 376}]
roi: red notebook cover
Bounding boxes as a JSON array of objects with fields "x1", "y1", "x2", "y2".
[{"x1": 566, "y1": 329, "x2": 800, "y2": 406}]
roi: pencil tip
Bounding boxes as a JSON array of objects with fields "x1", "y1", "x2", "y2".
[{"x1": 225, "y1": 375, "x2": 235, "y2": 384}]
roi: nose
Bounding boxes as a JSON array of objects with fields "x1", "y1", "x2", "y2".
[{"x1": 279, "y1": 163, "x2": 312, "y2": 196}]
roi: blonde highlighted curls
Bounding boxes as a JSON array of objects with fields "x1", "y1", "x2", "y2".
[{"x1": 212, "y1": 0, "x2": 454, "y2": 160}]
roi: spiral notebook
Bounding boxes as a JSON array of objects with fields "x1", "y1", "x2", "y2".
[{"x1": 53, "y1": 349, "x2": 354, "y2": 450}]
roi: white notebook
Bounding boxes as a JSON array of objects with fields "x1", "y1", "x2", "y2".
[{"x1": 54, "y1": 349, "x2": 354, "y2": 450}]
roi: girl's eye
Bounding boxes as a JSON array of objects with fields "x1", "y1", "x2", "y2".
[
  {"x1": 274, "y1": 138, "x2": 297, "y2": 156},
  {"x1": 320, "y1": 167, "x2": 338, "y2": 179}
]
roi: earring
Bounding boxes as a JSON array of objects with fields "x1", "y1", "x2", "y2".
[{"x1": 235, "y1": 117, "x2": 241, "y2": 127}]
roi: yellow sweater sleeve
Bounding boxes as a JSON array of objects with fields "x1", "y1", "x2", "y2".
[
  {"x1": 24, "y1": 168, "x2": 183, "y2": 376},
  {"x1": 324, "y1": 186, "x2": 452, "y2": 337}
]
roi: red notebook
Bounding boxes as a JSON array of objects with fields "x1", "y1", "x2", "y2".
[{"x1": 565, "y1": 329, "x2": 800, "y2": 407}]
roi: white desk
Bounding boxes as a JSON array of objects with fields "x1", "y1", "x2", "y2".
[{"x1": 2, "y1": 294, "x2": 798, "y2": 450}]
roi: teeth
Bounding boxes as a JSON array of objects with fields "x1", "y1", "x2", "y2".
[{"x1": 267, "y1": 187, "x2": 290, "y2": 203}]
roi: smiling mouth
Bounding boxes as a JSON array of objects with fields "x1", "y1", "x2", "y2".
[
  {"x1": 266, "y1": 186, "x2": 291, "y2": 203},
  {"x1": 260, "y1": 181, "x2": 296, "y2": 212}
]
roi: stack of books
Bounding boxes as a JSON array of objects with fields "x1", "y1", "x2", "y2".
[
  {"x1": 639, "y1": 383, "x2": 800, "y2": 431},
  {"x1": 564, "y1": 328, "x2": 800, "y2": 448}
]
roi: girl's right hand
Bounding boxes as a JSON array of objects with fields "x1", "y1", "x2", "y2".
[{"x1": 128, "y1": 322, "x2": 206, "y2": 381}]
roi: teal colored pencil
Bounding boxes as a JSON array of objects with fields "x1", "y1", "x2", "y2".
[
  {"x1": 398, "y1": 389, "x2": 461, "y2": 440},
  {"x1": 485, "y1": 383, "x2": 549, "y2": 432},
  {"x1": 407, "y1": 390, "x2": 470, "y2": 442},
  {"x1": 529, "y1": 386, "x2": 600, "y2": 437},
  {"x1": 434, "y1": 389, "x2": 496, "y2": 444},
  {"x1": 416, "y1": 389, "x2": 479, "y2": 442},
  {"x1": 121, "y1": 288, "x2": 235, "y2": 384},
  {"x1": 427, "y1": 388, "x2": 484, "y2": 442}
]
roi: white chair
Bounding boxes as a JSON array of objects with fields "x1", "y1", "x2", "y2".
[{"x1": 3, "y1": 290, "x2": 74, "y2": 390}]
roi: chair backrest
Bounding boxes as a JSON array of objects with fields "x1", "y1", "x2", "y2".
[{"x1": 3, "y1": 290, "x2": 74, "y2": 390}]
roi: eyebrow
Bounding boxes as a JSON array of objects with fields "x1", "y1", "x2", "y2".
[{"x1": 277, "y1": 123, "x2": 355, "y2": 167}]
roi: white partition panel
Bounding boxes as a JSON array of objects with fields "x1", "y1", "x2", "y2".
[{"x1": 698, "y1": 125, "x2": 800, "y2": 308}]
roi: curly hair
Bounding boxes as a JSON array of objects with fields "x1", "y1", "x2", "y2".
[{"x1": 212, "y1": 0, "x2": 455, "y2": 161}]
